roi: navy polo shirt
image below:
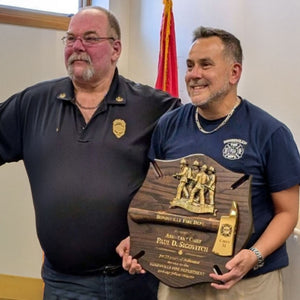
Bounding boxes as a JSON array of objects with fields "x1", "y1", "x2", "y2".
[{"x1": 0, "y1": 70, "x2": 180, "y2": 273}]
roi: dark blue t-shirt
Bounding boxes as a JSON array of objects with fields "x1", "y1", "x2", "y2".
[{"x1": 149, "y1": 99, "x2": 300, "y2": 277}]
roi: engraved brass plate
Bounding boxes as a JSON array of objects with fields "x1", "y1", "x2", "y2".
[{"x1": 128, "y1": 154, "x2": 252, "y2": 287}]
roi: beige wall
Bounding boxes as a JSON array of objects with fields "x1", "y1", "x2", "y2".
[
  {"x1": 0, "y1": 0, "x2": 299, "y2": 280},
  {"x1": 0, "y1": 24, "x2": 67, "y2": 278}
]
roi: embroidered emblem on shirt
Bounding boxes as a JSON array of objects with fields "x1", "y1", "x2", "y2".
[
  {"x1": 222, "y1": 139, "x2": 247, "y2": 160},
  {"x1": 58, "y1": 93, "x2": 66, "y2": 99},
  {"x1": 113, "y1": 119, "x2": 126, "y2": 138},
  {"x1": 115, "y1": 96, "x2": 124, "y2": 102}
]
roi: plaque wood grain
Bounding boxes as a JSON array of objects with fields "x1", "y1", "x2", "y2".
[{"x1": 128, "y1": 154, "x2": 252, "y2": 287}]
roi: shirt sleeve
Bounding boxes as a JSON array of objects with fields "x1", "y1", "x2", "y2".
[
  {"x1": 0, "y1": 93, "x2": 23, "y2": 164},
  {"x1": 264, "y1": 125, "x2": 300, "y2": 192},
  {"x1": 148, "y1": 118, "x2": 166, "y2": 161}
]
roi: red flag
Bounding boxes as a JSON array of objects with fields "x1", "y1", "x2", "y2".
[{"x1": 155, "y1": 0, "x2": 178, "y2": 97}]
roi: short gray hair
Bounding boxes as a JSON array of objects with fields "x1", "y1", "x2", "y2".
[{"x1": 193, "y1": 26, "x2": 243, "y2": 64}]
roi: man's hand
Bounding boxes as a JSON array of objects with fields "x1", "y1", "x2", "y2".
[
  {"x1": 209, "y1": 249, "x2": 258, "y2": 289},
  {"x1": 116, "y1": 236, "x2": 146, "y2": 275}
]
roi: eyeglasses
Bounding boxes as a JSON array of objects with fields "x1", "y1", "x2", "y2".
[{"x1": 62, "y1": 35, "x2": 115, "y2": 47}]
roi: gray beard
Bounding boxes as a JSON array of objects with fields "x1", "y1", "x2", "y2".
[
  {"x1": 194, "y1": 81, "x2": 231, "y2": 108},
  {"x1": 67, "y1": 66, "x2": 95, "y2": 81}
]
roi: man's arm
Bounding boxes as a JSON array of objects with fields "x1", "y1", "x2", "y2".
[{"x1": 210, "y1": 184, "x2": 299, "y2": 289}]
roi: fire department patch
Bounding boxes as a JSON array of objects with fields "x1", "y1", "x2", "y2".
[{"x1": 222, "y1": 139, "x2": 247, "y2": 160}]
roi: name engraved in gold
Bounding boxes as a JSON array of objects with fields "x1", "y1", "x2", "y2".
[
  {"x1": 171, "y1": 240, "x2": 209, "y2": 252},
  {"x1": 155, "y1": 232, "x2": 209, "y2": 253},
  {"x1": 156, "y1": 237, "x2": 170, "y2": 246}
]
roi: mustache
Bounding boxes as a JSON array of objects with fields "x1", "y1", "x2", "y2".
[
  {"x1": 188, "y1": 79, "x2": 209, "y2": 87},
  {"x1": 67, "y1": 53, "x2": 92, "y2": 65}
]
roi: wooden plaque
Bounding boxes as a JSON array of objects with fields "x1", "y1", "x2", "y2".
[{"x1": 128, "y1": 154, "x2": 252, "y2": 287}]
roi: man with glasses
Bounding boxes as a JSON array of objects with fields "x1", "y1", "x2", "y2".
[{"x1": 0, "y1": 6, "x2": 180, "y2": 299}]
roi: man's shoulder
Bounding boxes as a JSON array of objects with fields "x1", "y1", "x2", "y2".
[
  {"x1": 240, "y1": 99, "x2": 293, "y2": 145},
  {"x1": 119, "y1": 75, "x2": 154, "y2": 93},
  {"x1": 21, "y1": 77, "x2": 71, "y2": 95},
  {"x1": 159, "y1": 103, "x2": 194, "y2": 122},
  {"x1": 119, "y1": 75, "x2": 179, "y2": 101},
  {"x1": 241, "y1": 99, "x2": 284, "y2": 127},
  {"x1": 243, "y1": 99, "x2": 278, "y2": 121}
]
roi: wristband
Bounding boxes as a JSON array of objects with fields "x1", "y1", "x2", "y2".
[{"x1": 249, "y1": 247, "x2": 264, "y2": 270}]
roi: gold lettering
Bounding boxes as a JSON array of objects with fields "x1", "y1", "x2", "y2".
[
  {"x1": 171, "y1": 240, "x2": 178, "y2": 246},
  {"x1": 192, "y1": 238, "x2": 202, "y2": 244},
  {"x1": 183, "y1": 258, "x2": 200, "y2": 265},
  {"x1": 180, "y1": 268, "x2": 202, "y2": 275},
  {"x1": 156, "y1": 237, "x2": 170, "y2": 246},
  {"x1": 178, "y1": 241, "x2": 209, "y2": 252},
  {"x1": 165, "y1": 233, "x2": 175, "y2": 239}
]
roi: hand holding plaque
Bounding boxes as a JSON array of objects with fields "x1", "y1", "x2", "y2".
[{"x1": 128, "y1": 154, "x2": 252, "y2": 288}]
